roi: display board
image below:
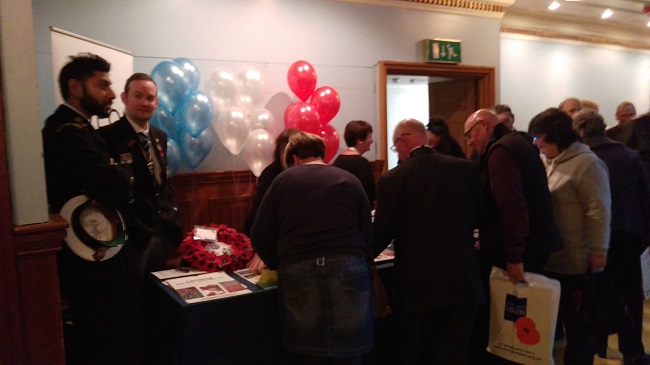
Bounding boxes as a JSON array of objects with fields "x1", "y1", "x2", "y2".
[{"x1": 50, "y1": 27, "x2": 133, "y2": 128}]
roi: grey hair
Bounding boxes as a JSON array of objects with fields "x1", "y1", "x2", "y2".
[{"x1": 572, "y1": 108, "x2": 605, "y2": 138}]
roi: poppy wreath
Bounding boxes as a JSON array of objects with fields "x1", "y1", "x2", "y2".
[{"x1": 179, "y1": 224, "x2": 254, "y2": 272}]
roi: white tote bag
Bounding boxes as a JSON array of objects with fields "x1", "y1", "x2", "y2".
[{"x1": 487, "y1": 267, "x2": 561, "y2": 365}]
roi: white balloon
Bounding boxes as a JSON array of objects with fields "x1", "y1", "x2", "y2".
[
  {"x1": 242, "y1": 129, "x2": 274, "y2": 177},
  {"x1": 213, "y1": 105, "x2": 251, "y2": 155},
  {"x1": 205, "y1": 68, "x2": 237, "y2": 113},
  {"x1": 235, "y1": 66, "x2": 265, "y2": 113},
  {"x1": 249, "y1": 107, "x2": 277, "y2": 137}
]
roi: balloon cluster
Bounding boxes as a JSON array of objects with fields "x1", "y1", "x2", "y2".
[
  {"x1": 150, "y1": 57, "x2": 213, "y2": 173},
  {"x1": 285, "y1": 60, "x2": 341, "y2": 163},
  {"x1": 205, "y1": 67, "x2": 276, "y2": 176}
]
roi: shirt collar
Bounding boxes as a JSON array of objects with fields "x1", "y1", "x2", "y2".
[{"x1": 125, "y1": 116, "x2": 150, "y2": 135}]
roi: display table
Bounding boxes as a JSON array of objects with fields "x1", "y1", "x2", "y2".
[
  {"x1": 143, "y1": 272, "x2": 283, "y2": 365},
  {"x1": 143, "y1": 262, "x2": 396, "y2": 365}
]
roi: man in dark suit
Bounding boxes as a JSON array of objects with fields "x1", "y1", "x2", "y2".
[
  {"x1": 373, "y1": 118, "x2": 484, "y2": 364},
  {"x1": 42, "y1": 53, "x2": 137, "y2": 364},
  {"x1": 99, "y1": 73, "x2": 183, "y2": 364},
  {"x1": 99, "y1": 73, "x2": 183, "y2": 277}
]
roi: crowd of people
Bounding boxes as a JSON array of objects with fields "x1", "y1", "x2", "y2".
[{"x1": 42, "y1": 52, "x2": 650, "y2": 365}]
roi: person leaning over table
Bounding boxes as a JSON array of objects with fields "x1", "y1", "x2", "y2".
[
  {"x1": 373, "y1": 118, "x2": 484, "y2": 364},
  {"x1": 250, "y1": 132, "x2": 373, "y2": 365},
  {"x1": 528, "y1": 107, "x2": 611, "y2": 365}
]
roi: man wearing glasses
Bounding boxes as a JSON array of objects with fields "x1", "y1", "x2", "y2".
[
  {"x1": 374, "y1": 118, "x2": 484, "y2": 364},
  {"x1": 464, "y1": 109, "x2": 562, "y2": 364}
]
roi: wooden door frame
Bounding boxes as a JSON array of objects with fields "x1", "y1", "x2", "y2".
[{"x1": 379, "y1": 61, "x2": 495, "y2": 166}]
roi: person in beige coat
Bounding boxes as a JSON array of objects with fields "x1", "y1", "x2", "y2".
[{"x1": 528, "y1": 107, "x2": 611, "y2": 365}]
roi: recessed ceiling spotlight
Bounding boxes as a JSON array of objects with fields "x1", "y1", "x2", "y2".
[
  {"x1": 601, "y1": 8, "x2": 613, "y2": 19},
  {"x1": 548, "y1": 1, "x2": 560, "y2": 10}
]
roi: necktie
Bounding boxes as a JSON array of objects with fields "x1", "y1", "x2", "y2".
[
  {"x1": 137, "y1": 132, "x2": 151, "y2": 157},
  {"x1": 137, "y1": 131, "x2": 162, "y2": 185}
]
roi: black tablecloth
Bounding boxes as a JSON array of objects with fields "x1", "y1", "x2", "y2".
[{"x1": 143, "y1": 263, "x2": 396, "y2": 365}]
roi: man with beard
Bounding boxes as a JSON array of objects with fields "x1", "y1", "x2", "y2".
[{"x1": 42, "y1": 53, "x2": 139, "y2": 365}]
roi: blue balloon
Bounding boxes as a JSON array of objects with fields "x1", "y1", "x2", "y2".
[
  {"x1": 179, "y1": 128, "x2": 213, "y2": 169},
  {"x1": 151, "y1": 60, "x2": 191, "y2": 114},
  {"x1": 172, "y1": 57, "x2": 200, "y2": 91},
  {"x1": 150, "y1": 101, "x2": 180, "y2": 141},
  {"x1": 166, "y1": 139, "x2": 181, "y2": 176},
  {"x1": 178, "y1": 90, "x2": 213, "y2": 138}
]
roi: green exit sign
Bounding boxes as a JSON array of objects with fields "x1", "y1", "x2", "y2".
[{"x1": 423, "y1": 39, "x2": 461, "y2": 64}]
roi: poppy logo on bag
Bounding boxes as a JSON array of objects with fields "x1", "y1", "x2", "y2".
[
  {"x1": 504, "y1": 294, "x2": 541, "y2": 345},
  {"x1": 515, "y1": 317, "x2": 541, "y2": 345}
]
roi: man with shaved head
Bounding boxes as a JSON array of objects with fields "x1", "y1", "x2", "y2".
[
  {"x1": 374, "y1": 118, "x2": 484, "y2": 364},
  {"x1": 465, "y1": 109, "x2": 562, "y2": 364}
]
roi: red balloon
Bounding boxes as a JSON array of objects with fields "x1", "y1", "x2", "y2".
[
  {"x1": 284, "y1": 102, "x2": 321, "y2": 134},
  {"x1": 310, "y1": 86, "x2": 340, "y2": 126},
  {"x1": 318, "y1": 124, "x2": 340, "y2": 163},
  {"x1": 287, "y1": 60, "x2": 317, "y2": 102}
]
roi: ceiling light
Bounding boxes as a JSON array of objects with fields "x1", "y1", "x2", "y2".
[
  {"x1": 601, "y1": 8, "x2": 613, "y2": 19},
  {"x1": 647, "y1": 20, "x2": 650, "y2": 27},
  {"x1": 548, "y1": 1, "x2": 560, "y2": 10}
]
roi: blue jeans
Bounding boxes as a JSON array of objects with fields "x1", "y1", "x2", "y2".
[{"x1": 278, "y1": 254, "x2": 373, "y2": 357}]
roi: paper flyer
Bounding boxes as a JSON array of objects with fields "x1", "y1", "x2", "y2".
[{"x1": 166, "y1": 271, "x2": 251, "y2": 304}]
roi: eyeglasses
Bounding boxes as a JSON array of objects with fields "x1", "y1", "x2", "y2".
[
  {"x1": 463, "y1": 121, "x2": 481, "y2": 139},
  {"x1": 390, "y1": 133, "x2": 411, "y2": 152}
]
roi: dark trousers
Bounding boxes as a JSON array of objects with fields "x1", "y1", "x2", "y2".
[
  {"x1": 596, "y1": 231, "x2": 646, "y2": 357},
  {"x1": 545, "y1": 272, "x2": 596, "y2": 365},
  {"x1": 396, "y1": 303, "x2": 478, "y2": 364}
]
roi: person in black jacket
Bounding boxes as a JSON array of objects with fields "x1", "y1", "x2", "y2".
[
  {"x1": 573, "y1": 108, "x2": 650, "y2": 365},
  {"x1": 374, "y1": 118, "x2": 484, "y2": 364},
  {"x1": 425, "y1": 116, "x2": 465, "y2": 159},
  {"x1": 332, "y1": 120, "x2": 376, "y2": 205},
  {"x1": 464, "y1": 109, "x2": 562, "y2": 364},
  {"x1": 42, "y1": 53, "x2": 138, "y2": 365},
  {"x1": 99, "y1": 73, "x2": 183, "y2": 276}
]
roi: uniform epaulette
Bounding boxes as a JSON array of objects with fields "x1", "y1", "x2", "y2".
[{"x1": 56, "y1": 117, "x2": 89, "y2": 133}]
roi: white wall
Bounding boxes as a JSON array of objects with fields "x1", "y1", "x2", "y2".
[
  {"x1": 386, "y1": 84, "x2": 428, "y2": 169},
  {"x1": 32, "y1": 0, "x2": 501, "y2": 173},
  {"x1": 501, "y1": 34, "x2": 650, "y2": 131},
  {"x1": 1, "y1": 0, "x2": 49, "y2": 225}
]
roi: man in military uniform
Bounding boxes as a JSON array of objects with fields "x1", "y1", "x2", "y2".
[
  {"x1": 42, "y1": 53, "x2": 139, "y2": 365},
  {"x1": 99, "y1": 73, "x2": 183, "y2": 364},
  {"x1": 99, "y1": 73, "x2": 183, "y2": 276}
]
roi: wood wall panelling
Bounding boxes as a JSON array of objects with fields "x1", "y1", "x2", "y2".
[{"x1": 13, "y1": 215, "x2": 67, "y2": 365}]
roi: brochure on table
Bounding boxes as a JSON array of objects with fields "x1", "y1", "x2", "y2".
[
  {"x1": 232, "y1": 268, "x2": 278, "y2": 289},
  {"x1": 165, "y1": 271, "x2": 251, "y2": 304}
]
